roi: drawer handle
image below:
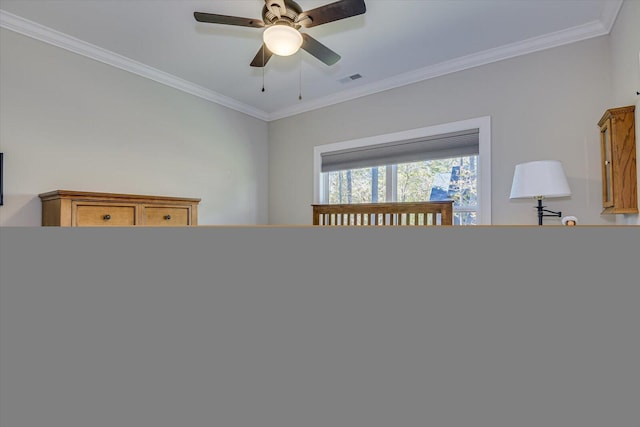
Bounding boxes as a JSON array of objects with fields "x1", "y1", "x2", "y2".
[
  {"x1": 164, "y1": 215, "x2": 171, "y2": 220},
  {"x1": 103, "y1": 214, "x2": 111, "y2": 221}
]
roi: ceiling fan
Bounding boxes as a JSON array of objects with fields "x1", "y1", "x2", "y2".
[{"x1": 194, "y1": 0, "x2": 366, "y2": 68}]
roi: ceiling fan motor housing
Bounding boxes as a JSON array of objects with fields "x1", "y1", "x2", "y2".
[{"x1": 263, "y1": 0, "x2": 305, "y2": 28}]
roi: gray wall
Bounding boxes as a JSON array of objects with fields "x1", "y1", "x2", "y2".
[
  {"x1": 0, "y1": 29, "x2": 269, "y2": 226},
  {"x1": 268, "y1": 6, "x2": 639, "y2": 225},
  {"x1": 609, "y1": 0, "x2": 640, "y2": 107}
]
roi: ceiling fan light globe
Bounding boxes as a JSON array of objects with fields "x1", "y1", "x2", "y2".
[{"x1": 263, "y1": 25, "x2": 303, "y2": 56}]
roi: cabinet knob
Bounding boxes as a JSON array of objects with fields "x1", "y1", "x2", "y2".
[
  {"x1": 164, "y1": 215, "x2": 171, "y2": 220},
  {"x1": 103, "y1": 214, "x2": 111, "y2": 220},
  {"x1": 604, "y1": 160, "x2": 611, "y2": 165}
]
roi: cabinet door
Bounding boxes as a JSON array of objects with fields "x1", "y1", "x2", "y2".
[
  {"x1": 75, "y1": 204, "x2": 136, "y2": 226},
  {"x1": 143, "y1": 206, "x2": 190, "y2": 226},
  {"x1": 600, "y1": 119, "x2": 614, "y2": 209}
]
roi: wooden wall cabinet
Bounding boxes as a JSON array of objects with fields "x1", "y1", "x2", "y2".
[
  {"x1": 597, "y1": 106, "x2": 637, "y2": 214},
  {"x1": 39, "y1": 190, "x2": 200, "y2": 226}
]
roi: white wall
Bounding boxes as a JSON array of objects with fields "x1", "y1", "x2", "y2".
[
  {"x1": 0, "y1": 29, "x2": 269, "y2": 226},
  {"x1": 608, "y1": 0, "x2": 640, "y2": 225},
  {"x1": 268, "y1": 36, "x2": 614, "y2": 225}
]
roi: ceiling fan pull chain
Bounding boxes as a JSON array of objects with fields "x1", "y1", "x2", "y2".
[
  {"x1": 262, "y1": 46, "x2": 266, "y2": 92},
  {"x1": 298, "y1": 53, "x2": 302, "y2": 100}
]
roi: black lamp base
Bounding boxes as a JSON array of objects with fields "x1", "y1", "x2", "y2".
[{"x1": 535, "y1": 198, "x2": 561, "y2": 225}]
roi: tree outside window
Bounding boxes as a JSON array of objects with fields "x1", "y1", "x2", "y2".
[{"x1": 325, "y1": 155, "x2": 478, "y2": 225}]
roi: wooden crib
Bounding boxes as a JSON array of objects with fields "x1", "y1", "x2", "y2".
[{"x1": 312, "y1": 201, "x2": 453, "y2": 226}]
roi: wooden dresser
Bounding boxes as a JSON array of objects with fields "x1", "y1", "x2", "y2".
[{"x1": 39, "y1": 190, "x2": 200, "y2": 226}]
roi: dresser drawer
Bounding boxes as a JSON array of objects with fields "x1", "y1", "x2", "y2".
[
  {"x1": 143, "y1": 206, "x2": 190, "y2": 226},
  {"x1": 75, "y1": 204, "x2": 136, "y2": 226}
]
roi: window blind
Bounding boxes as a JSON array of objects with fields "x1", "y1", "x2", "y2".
[{"x1": 321, "y1": 129, "x2": 479, "y2": 172}]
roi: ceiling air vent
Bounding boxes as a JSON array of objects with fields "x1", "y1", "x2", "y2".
[{"x1": 338, "y1": 73, "x2": 363, "y2": 84}]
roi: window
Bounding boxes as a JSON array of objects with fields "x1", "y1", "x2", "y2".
[{"x1": 314, "y1": 117, "x2": 491, "y2": 225}]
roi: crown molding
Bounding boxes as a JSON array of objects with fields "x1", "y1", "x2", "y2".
[
  {"x1": 2, "y1": 1, "x2": 623, "y2": 123},
  {"x1": 266, "y1": 11, "x2": 619, "y2": 121},
  {"x1": 0, "y1": 10, "x2": 269, "y2": 121},
  {"x1": 600, "y1": 0, "x2": 624, "y2": 32}
]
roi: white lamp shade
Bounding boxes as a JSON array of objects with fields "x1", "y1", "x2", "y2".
[
  {"x1": 510, "y1": 160, "x2": 571, "y2": 199},
  {"x1": 263, "y1": 25, "x2": 303, "y2": 56}
]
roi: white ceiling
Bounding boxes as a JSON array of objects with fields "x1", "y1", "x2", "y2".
[{"x1": 0, "y1": 0, "x2": 623, "y2": 121}]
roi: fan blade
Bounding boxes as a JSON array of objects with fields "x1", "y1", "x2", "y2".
[
  {"x1": 300, "y1": 33, "x2": 340, "y2": 66},
  {"x1": 250, "y1": 44, "x2": 274, "y2": 67},
  {"x1": 298, "y1": 0, "x2": 366, "y2": 28},
  {"x1": 194, "y1": 12, "x2": 264, "y2": 28}
]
